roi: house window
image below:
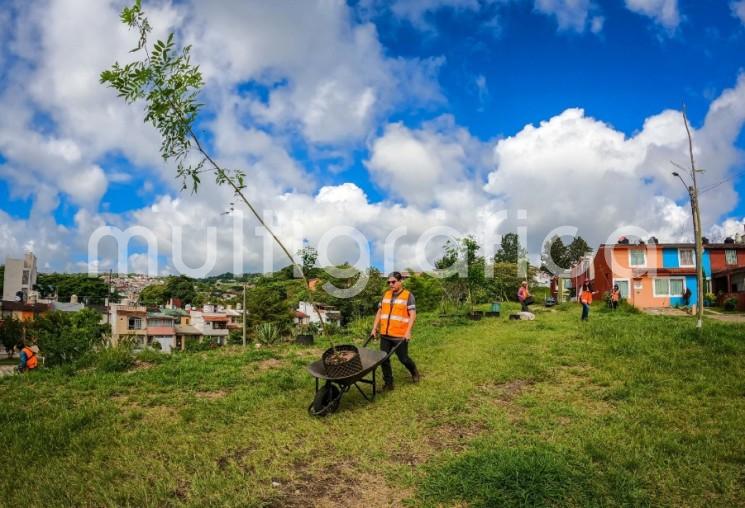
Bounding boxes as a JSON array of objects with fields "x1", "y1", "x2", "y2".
[
  {"x1": 22, "y1": 270, "x2": 29, "y2": 285},
  {"x1": 678, "y1": 248, "x2": 695, "y2": 267},
  {"x1": 653, "y1": 278, "x2": 685, "y2": 297},
  {"x1": 629, "y1": 249, "x2": 646, "y2": 267},
  {"x1": 725, "y1": 249, "x2": 737, "y2": 265},
  {"x1": 128, "y1": 317, "x2": 143, "y2": 330}
]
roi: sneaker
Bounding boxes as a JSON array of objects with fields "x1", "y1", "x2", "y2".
[
  {"x1": 412, "y1": 371, "x2": 421, "y2": 384},
  {"x1": 382, "y1": 383, "x2": 394, "y2": 392}
]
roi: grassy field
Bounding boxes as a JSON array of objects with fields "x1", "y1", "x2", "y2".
[{"x1": 1, "y1": 302, "x2": 744, "y2": 507}]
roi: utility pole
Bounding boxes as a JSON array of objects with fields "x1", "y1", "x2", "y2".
[
  {"x1": 242, "y1": 282, "x2": 247, "y2": 347},
  {"x1": 672, "y1": 106, "x2": 704, "y2": 331}
]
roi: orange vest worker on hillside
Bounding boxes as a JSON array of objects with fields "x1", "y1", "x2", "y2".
[
  {"x1": 16, "y1": 343, "x2": 38, "y2": 373},
  {"x1": 371, "y1": 271, "x2": 420, "y2": 392}
]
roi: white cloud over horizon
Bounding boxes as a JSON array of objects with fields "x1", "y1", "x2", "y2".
[{"x1": 1, "y1": 0, "x2": 745, "y2": 276}]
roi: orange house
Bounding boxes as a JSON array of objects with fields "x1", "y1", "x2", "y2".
[
  {"x1": 0, "y1": 301, "x2": 50, "y2": 321},
  {"x1": 590, "y1": 243, "x2": 711, "y2": 310}
]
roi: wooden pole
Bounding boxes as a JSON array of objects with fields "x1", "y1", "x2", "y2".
[
  {"x1": 242, "y1": 282, "x2": 247, "y2": 347},
  {"x1": 682, "y1": 108, "x2": 704, "y2": 331}
]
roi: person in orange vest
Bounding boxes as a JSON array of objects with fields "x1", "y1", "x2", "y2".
[
  {"x1": 15, "y1": 342, "x2": 38, "y2": 373},
  {"x1": 579, "y1": 281, "x2": 595, "y2": 321},
  {"x1": 370, "y1": 271, "x2": 419, "y2": 392},
  {"x1": 517, "y1": 281, "x2": 532, "y2": 311},
  {"x1": 610, "y1": 284, "x2": 621, "y2": 310}
]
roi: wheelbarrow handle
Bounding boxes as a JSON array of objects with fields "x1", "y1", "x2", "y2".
[
  {"x1": 363, "y1": 333, "x2": 377, "y2": 347},
  {"x1": 365, "y1": 333, "x2": 405, "y2": 359}
]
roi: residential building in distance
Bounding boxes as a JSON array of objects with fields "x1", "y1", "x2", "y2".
[
  {"x1": 581, "y1": 240, "x2": 745, "y2": 310},
  {"x1": 708, "y1": 242, "x2": 745, "y2": 310},
  {"x1": 190, "y1": 305, "x2": 230, "y2": 345},
  {"x1": 296, "y1": 301, "x2": 341, "y2": 325},
  {"x1": 109, "y1": 304, "x2": 148, "y2": 347},
  {"x1": 2, "y1": 252, "x2": 38, "y2": 302},
  {"x1": 147, "y1": 312, "x2": 177, "y2": 353},
  {"x1": 0, "y1": 301, "x2": 50, "y2": 321}
]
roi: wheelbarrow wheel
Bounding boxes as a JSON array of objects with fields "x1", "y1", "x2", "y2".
[{"x1": 309, "y1": 382, "x2": 341, "y2": 417}]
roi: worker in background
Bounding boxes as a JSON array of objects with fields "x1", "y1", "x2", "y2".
[
  {"x1": 579, "y1": 281, "x2": 595, "y2": 321},
  {"x1": 16, "y1": 342, "x2": 38, "y2": 373},
  {"x1": 610, "y1": 284, "x2": 621, "y2": 310},
  {"x1": 518, "y1": 281, "x2": 532, "y2": 312}
]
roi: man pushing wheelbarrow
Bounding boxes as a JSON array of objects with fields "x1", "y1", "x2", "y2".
[{"x1": 370, "y1": 271, "x2": 421, "y2": 392}]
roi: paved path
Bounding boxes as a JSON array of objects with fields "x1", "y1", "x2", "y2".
[
  {"x1": 706, "y1": 313, "x2": 745, "y2": 324},
  {"x1": 0, "y1": 365, "x2": 16, "y2": 377}
]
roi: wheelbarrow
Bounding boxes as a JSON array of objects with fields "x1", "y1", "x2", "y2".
[{"x1": 307, "y1": 335, "x2": 402, "y2": 417}]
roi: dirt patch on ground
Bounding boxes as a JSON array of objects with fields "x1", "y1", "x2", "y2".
[
  {"x1": 425, "y1": 420, "x2": 490, "y2": 454},
  {"x1": 273, "y1": 462, "x2": 412, "y2": 508},
  {"x1": 477, "y1": 379, "x2": 535, "y2": 402},
  {"x1": 216, "y1": 445, "x2": 256, "y2": 473},
  {"x1": 643, "y1": 307, "x2": 690, "y2": 317},
  {"x1": 258, "y1": 358, "x2": 286, "y2": 371},
  {"x1": 194, "y1": 390, "x2": 228, "y2": 400},
  {"x1": 170, "y1": 479, "x2": 190, "y2": 502}
]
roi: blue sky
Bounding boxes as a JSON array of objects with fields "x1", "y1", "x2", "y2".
[{"x1": 1, "y1": 0, "x2": 745, "y2": 274}]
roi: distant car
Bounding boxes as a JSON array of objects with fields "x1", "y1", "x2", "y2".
[{"x1": 544, "y1": 297, "x2": 557, "y2": 307}]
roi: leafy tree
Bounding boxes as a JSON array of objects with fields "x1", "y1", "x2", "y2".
[
  {"x1": 164, "y1": 275, "x2": 197, "y2": 305},
  {"x1": 35, "y1": 273, "x2": 118, "y2": 304},
  {"x1": 315, "y1": 266, "x2": 385, "y2": 324},
  {"x1": 297, "y1": 246, "x2": 319, "y2": 278},
  {"x1": 494, "y1": 233, "x2": 526, "y2": 264},
  {"x1": 138, "y1": 284, "x2": 168, "y2": 306},
  {"x1": 435, "y1": 237, "x2": 486, "y2": 312},
  {"x1": 485, "y1": 263, "x2": 538, "y2": 302},
  {"x1": 246, "y1": 285, "x2": 292, "y2": 332},
  {"x1": 404, "y1": 272, "x2": 444, "y2": 312},
  {"x1": 541, "y1": 236, "x2": 570, "y2": 275},
  {"x1": 566, "y1": 236, "x2": 591, "y2": 266},
  {"x1": 0, "y1": 317, "x2": 25, "y2": 358},
  {"x1": 29, "y1": 309, "x2": 109, "y2": 367}
]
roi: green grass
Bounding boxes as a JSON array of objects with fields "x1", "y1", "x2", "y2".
[{"x1": 1, "y1": 303, "x2": 744, "y2": 507}]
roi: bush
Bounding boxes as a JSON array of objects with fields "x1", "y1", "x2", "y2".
[
  {"x1": 184, "y1": 339, "x2": 211, "y2": 352},
  {"x1": 30, "y1": 309, "x2": 108, "y2": 367},
  {"x1": 96, "y1": 346, "x2": 134, "y2": 373},
  {"x1": 136, "y1": 348, "x2": 165, "y2": 364},
  {"x1": 724, "y1": 297, "x2": 738, "y2": 311},
  {"x1": 255, "y1": 323, "x2": 281, "y2": 345}
]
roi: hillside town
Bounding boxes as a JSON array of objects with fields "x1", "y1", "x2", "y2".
[{"x1": 3, "y1": 225, "x2": 745, "y2": 358}]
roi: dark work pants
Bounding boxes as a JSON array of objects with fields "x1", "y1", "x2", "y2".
[
  {"x1": 380, "y1": 336, "x2": 417, "y2": 385},
  {"x1": 581, "y1": 303, "x2": 590, "y2": 321}
]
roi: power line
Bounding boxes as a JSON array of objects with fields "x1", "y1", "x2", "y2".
[{"x1": 699, "y1": 169, "x2": 745, "y2": 194}]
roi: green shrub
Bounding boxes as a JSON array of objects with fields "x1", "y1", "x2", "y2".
[
  {"x1": 255, "y1": 323, "x2": 281, "y2": 345},
  {"x1": 723, "y1": 297, "x2": 738, "y2": 311},
  {"x1": 95, "y1": 346, "x2": 134, "y2": 373},
  {"x1": 30, "y1": 309, "x2": 108, "y2": 367},
  {"x1": 136, "y1": 348, "x2": 165, "y2": 364},
  {"x1": 184, "y1": 339, "x2": 211, "y2": 353}
]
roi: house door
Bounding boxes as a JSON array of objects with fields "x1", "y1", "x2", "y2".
[{"x1": 614, "y1": 280, "x2": 630, "y2": 299}]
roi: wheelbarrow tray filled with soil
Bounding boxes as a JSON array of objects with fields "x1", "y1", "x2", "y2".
[{"x1": 306, "y1": 336, "x2": 402, "y2": 417}]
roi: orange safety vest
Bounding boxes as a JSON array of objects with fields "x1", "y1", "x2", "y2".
[
  {"x1": 22, "y1": 347, "x2": 38, "y2": 369},
  {"x1": 579, "y1": 290, "x2": 593, "y2": 305},
  {"x1": 611, "y1": 290, "x2": 620, "y2": 302},
  {"x1": 379, "y1": 289, "x2": 411, "y2": 338}
]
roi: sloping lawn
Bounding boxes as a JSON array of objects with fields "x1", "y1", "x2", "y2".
[{"x1": 1, "y1": 303, "x2": 744, "y2": 507}]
